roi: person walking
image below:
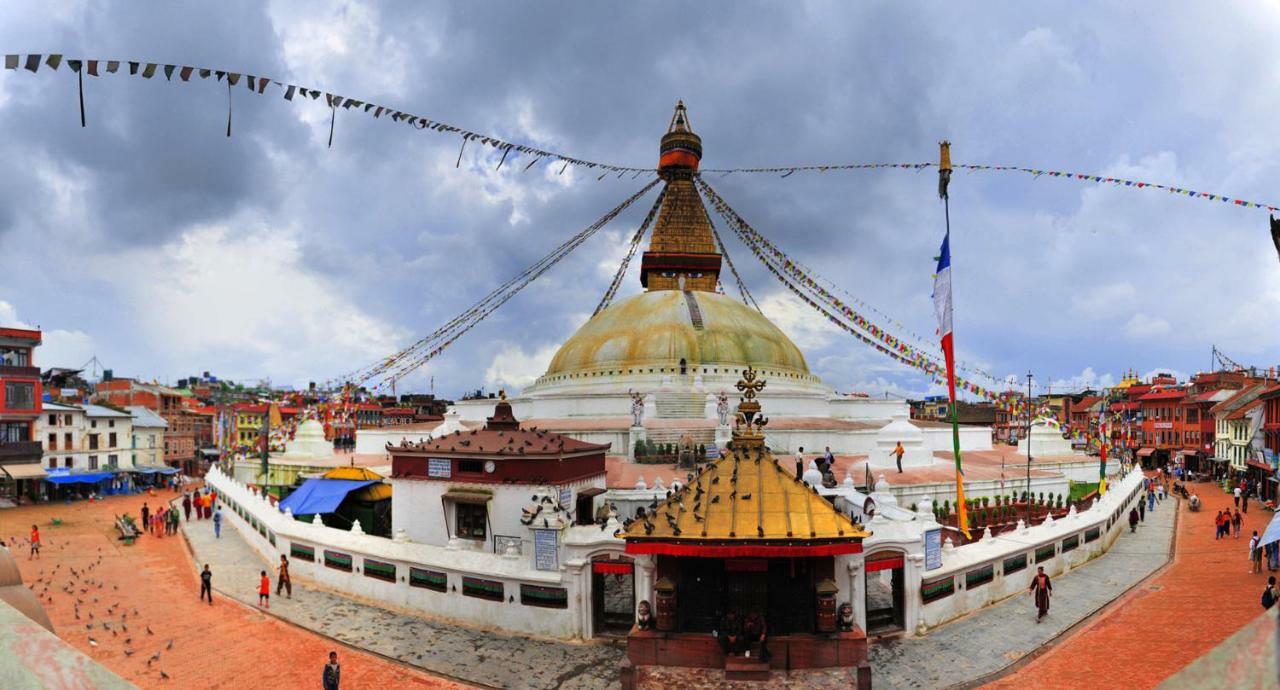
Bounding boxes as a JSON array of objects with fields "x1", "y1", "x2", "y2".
[
  {"x1": 1029, "y1": 566, "x2": 1053, "y2": 622},
  {"x1": 893, "y1": 441, "x2": 905, "y2": 474},
  {"x1": 170, "y1": 505, "x2": 180, "y2": 535},
  {"x1": 1243, "y1": 490, "x2": 1249, "y2": 514},
  {"x1": 28, "y1": 525, "x2": 40, "y2": 560},
  {"x1": 1138, "y1": 497, "x2": 1146, "y2": 522},
  {"x1": 1263, "y1": 577, "x2": 1278, "y2": 610},
  {"x1": 1235, "y1": 484, "x2": 1242, "y2": 508},
  {"x1": 212, "y1": 505, "x2": 222, "y2": 539},
  {"x1": 140, "y1": 502, "x2": 150, "y2": 534},
  {"x1": 1250, "y1": 532, "x2": 1263, "y2": 574},
  {"x1": 323, "y1": 651, "x2": 341, "y2": 690},
  {"x1": 1147, "y1": 491, "x2": 1155, "y2": 513},
  {"x1": 258, "y1": 570, "x2": 270, "y2": 609},
  {"x1": 1233, "y1": 510, "x2": 1243, "y2": 539},
  {"x1": 1129, "y1": 507, "x2": 1139, "y2": 533},
  {"x1": 200, "y1": 564, "x2": 213, "y2": 604},
  {"x1": 793, "y1": 447, "x2": 805, "y2": 479},
  {"x1": 182, "y1": 492, "x2": 192, "y2": 521},
  {"x1": 277, "y1": 554, "x2": 292, "y2": 599}
]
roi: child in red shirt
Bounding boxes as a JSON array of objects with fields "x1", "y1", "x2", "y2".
[{"x1": 258, "y1": 570, "x2": 270, "y2": 609}]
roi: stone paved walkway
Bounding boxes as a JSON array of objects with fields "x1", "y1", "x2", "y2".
[
  {"x1": 991, "y1": 482, "x2": 1276, "y2": 689},
  {"x1": 869, "y1": 491, "x2": 1177, "y2": 689},
  {"x1": 182, "y1": 507, "x2": 623, "y2": 689}
]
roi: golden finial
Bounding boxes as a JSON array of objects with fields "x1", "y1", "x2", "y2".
[{"x1": 732, "y1": 367, "x2": 768, "y2": 448}]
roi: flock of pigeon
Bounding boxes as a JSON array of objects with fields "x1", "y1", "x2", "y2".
[{"x1": 23, "y1": 534, "x2": 176, "y2": 682}]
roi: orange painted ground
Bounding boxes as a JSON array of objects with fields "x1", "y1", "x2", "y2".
[
  {"x1": 988, "y1": 480, "x2": 1268, "y2": 689},
  {"x1": 0, "y1": 489, "x2": 460, "y2": 690}
]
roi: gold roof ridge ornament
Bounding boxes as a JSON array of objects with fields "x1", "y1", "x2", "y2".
[{"x1": 732, "y1": 366, "x2": 768, "y2": 448}]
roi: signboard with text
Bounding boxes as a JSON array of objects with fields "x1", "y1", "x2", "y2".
[
  {"x1": 534, "y1": 529, "x2": 559, "y2": 571},
  {"x1": 560, "y1": 487, "x2": 572, "y2": 511},
  {"x1": 924, "y1": 528, "x2": 942, "y2": 571},
  {"x1": 427, "y1": 458, "x2": 451, "y2": 479}
]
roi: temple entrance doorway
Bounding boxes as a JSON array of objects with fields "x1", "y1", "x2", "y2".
[
  {"x1": 592, "y1": 558, "x2": 635, "y2": 637},
  {"x1": 864, "y1": 550, "x2": 905, "y2": 635}
]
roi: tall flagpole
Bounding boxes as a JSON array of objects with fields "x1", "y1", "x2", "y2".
[{"x1": 936, "y1": 140, "x2": 969, "y2": 539}]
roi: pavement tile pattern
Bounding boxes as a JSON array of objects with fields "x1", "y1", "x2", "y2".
[
  {"x1": 0, "y1": 490, "x2": 457, "y2": 690},
  {"x1": 869, "y1": 484, "x2": 1177, "y2": 689},
  {"x1": 182, "y1": 501, "x2": 623, "y2": 689},
  {"x1": 991, "y1": 480, "x2": 1278, "y2": 689}
]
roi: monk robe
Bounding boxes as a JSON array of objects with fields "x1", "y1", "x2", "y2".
[{"x1": 1029, "y1": 572, "x2": 1052, "y2": 621}]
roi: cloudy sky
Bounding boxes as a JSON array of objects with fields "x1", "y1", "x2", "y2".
[{"x1": 1, "y1": 2, "x2": 1278, "y2": 399}]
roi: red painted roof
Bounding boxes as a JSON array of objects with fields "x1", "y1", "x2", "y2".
[
  {"x1": 396, "y1": 427, "x2": 608, "y2": 457},
  {"x1": 1138, "y1": 389, "x2": 1187, "y2": 401},
  {"x1": 0, "y1": 326, "x2": 41, "y2": 343},
  {"x1": 232, "y1": 403, "x2": 268, "y2": 413}
]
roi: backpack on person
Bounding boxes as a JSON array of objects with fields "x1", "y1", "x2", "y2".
[{"x1": 1263, "y1": 587, "x2": 1276, "y2": 610}]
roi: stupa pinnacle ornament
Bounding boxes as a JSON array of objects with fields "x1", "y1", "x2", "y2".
[{"x1": 640, "y1": 102, "x2": 721, "y2": 292}]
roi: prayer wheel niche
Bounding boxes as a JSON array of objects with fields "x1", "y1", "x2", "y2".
[
  {"x1": 654, "y1": 577, "x2": 677, "y2": 632},
  {"x1": 815, "y1": 578, "x2": 839, "y2": 633}
]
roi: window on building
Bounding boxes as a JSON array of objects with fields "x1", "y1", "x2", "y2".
[
  {"x1": 48, "y1": 414, "x2": 57, "y2": 426},
  {"x1": 47, "y1": 433, "x2": 56, "y2": 449},
  {"x1": 108, "y1": 433, "x2": 117, "y2": 448},
  {"x1": 63, "y1": 414, "x2": 71, "y2": 425},
  {"x1": 90, "y1": 420, "x2": 97, "y2": 429},
  {"x1": 63, "y1": 457, "x2": 72, "y2": 468},
  {"x1": 455, "y1": 502, "x2": 487, "y2": 540},
  {"x1": 47, "y1": 456, "x2": 56, "y2": 469},
  {"x1": 63, "y1": 432, "x2": 72, "y2": 448},
  {"x1": 0, "y1": 346, "x2": 29, "y2": 366},
  {"x1": 108, "y1": 420, "x2": 115, "y2": 428},
  {"x1": 3, "y1": 382, "x2": 35, "y2": 410},
  {"x1": 107, "y1": 455, "x2": 118, "y2": 469},
  {"x1": 88, "y1": 456, "x2": 98, "y2": 470},
  {"x1": 88, "y1": 434, "x2": 99, "y2": 450},
  {"x1": 0, "y1": 422, "x2": 29, "y2": 443}
]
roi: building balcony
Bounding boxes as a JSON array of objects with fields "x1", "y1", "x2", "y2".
[
  {"x1": 0, "y1": 365, "x2": 40, "y2": 379},
  {"x1": 0, "y1": 440, "x2": 44, "y2": 460}
]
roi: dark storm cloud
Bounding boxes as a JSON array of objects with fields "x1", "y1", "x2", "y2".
[{"x1": 1, "y1": 2, "x2": 1277, "y2": 395}]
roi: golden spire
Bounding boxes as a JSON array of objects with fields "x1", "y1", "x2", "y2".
[{"x1": 641, "y1": 102, "x2": 721, "y2": 292}]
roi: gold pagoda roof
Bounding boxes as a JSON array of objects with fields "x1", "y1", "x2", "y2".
[
  {"x1": 323, "y1": 466, "x2": 384, "y2": 481},
  {"x1": 619, "y1": 442, "x2": 870, "y2": 555}
]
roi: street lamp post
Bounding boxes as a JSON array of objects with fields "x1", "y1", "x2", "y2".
[{"x1": 1025, "y1": 370, "x2": 1034, "y2": 524}]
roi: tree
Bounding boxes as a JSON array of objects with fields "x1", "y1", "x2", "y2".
[{"x1": 634, "y1": 439, "x2": 646, "y2": 458}]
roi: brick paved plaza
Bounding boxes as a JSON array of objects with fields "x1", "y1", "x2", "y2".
[{"x1": 0, "y1": 479, "x2": 1272, "y2": 689}]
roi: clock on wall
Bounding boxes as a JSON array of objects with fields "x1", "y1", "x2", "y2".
[{"x1": 484, "y1": 460, "x2": 496, "y2": 473}]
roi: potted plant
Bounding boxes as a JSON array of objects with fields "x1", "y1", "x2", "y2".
[
  {"x1": 981, "y1": 496, "x2": 990, "y2": 509},
  {"x1": 943, "y1": 499, "x2": 951, "y2": 515}
]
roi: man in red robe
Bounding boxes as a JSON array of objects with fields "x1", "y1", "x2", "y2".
[{"x1": 1029, "y1": 566, "x2": 1052, "y2": 622}]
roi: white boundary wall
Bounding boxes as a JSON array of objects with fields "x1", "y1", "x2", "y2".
[
  {"x1": 203, "y1": 466, "x2": 627, "y2": 640},
  {"x1": 915, "y1": 468, "x2": 1147, "y2": 630}
]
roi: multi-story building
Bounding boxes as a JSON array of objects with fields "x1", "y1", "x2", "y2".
[
  {"x1": 381, "y1": 407, "x2": 416, "y2": 427},
  {"x1": 39, "y1": 401, "x2": 88, "y2": 471},
  {"x1": 81, "y1": 404, "x2": 133, "y2": 471},
  {"x1": 355, "y1": 402, "x2": 384, "y2": 429},
  {"x1": 1262, "y1": 387, "x2": 1280, "y2": 502},
  {"x1": 0, "y1": 327, "x2": 45, "y2": 500},
  {"x1": 94, "y1": 378, "x2": 195, "y2": 471},
  {"x1": 233, "y1": 403, "x2": 268, "y2": 448},
  {"x1": 1136, "y1": 386, "x2": 1186, "y2": 468},
  {"x1": 1212, "y1": 384, "x2": 1270, "y2": 479},
  {"x1": 990, "y1": 391, "x2": 1026, "y2": 445},
  {"x1": 127, "y1": 406, "x2": 167, "y2": 468}
]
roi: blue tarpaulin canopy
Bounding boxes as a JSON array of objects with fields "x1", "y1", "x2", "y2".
[
  {"x1": 1260, "y1": 511, "x2": 1280, "y2": 547},
  {"x1": 278, "y1": 479, "x2": 375, "y2": 516},
  {"x1": 45, "y1": 472, "x2": 114, "y2": 485}
]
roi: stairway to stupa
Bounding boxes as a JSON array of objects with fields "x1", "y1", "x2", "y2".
[
  {"x1": 655, "y1": 391, "x2": 704, "y2": 419},
  {"x1": 644, "y1": 427, "x2": 716, "y2": 446}
]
